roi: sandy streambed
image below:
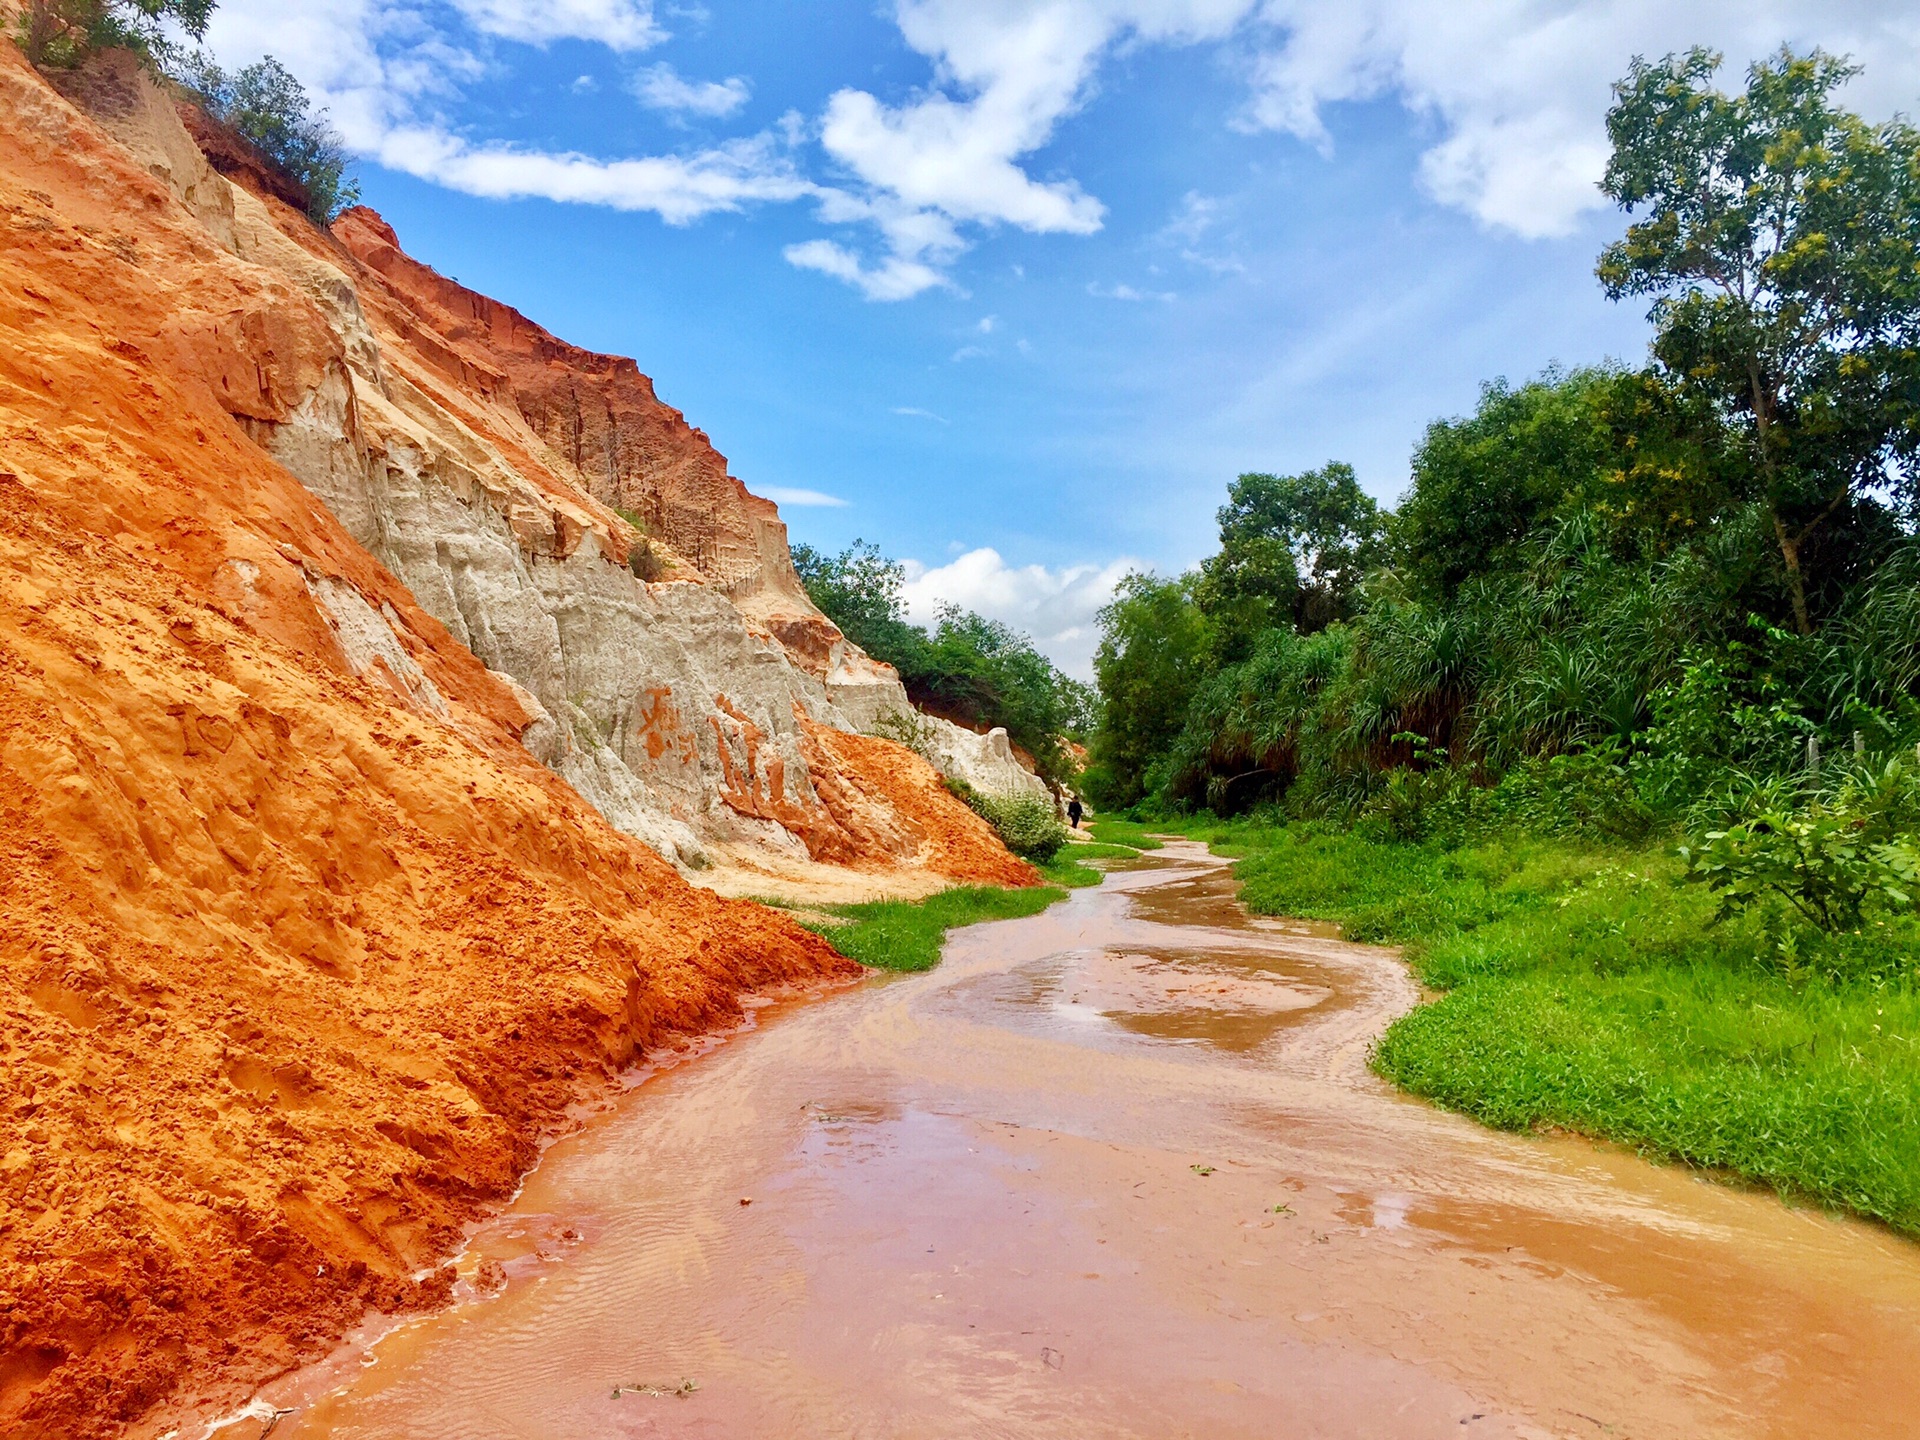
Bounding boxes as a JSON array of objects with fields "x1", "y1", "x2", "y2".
[{"x1": 222, "y1": 843, "x2": 1920, "y2": 1439}]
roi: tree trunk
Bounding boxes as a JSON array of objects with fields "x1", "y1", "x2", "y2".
[{"x1": 1773, "y1": 513, "x2": 1813, "y2": 636}]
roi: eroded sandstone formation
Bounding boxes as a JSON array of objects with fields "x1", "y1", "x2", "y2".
[{"x1": 0, "y1": 43, "x2": 1042, "y2": 1439}]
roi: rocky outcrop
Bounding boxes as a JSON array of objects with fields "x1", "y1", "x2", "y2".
[{"x1": 922, "y1": 716, "x2": 1055, "y2": 802}]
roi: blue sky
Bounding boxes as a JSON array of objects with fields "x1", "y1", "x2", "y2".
[{"x1": 198, "y1": 1, "x2": 1920, "y2": 675}]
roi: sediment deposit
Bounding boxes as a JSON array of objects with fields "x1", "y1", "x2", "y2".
[{"x1": 0, "y1": 42, "x2": 1039, "y2": 1438}]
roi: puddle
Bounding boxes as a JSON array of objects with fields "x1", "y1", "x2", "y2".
[{"x1": 238, "y1": 842, "x2": 1920, "y2": 1439}]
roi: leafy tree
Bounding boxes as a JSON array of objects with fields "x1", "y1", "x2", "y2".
[
  {"x1": 1087, "y1": 573, "x2": 1214, "y2": 806},
  {"x1": 171, "y1": 53, "x2": 361, "y2": 224},
  {"x1": 1396, "y1": 370, "x2": 1637, "y2": 602},
  {"x1": 1599, "y1": 47, "x2": 1920, "y2": 633},
  {"x1": 1200, "y1": 463, "x2": 1384, "y2": 643},
  {"x1": 15, "y1": 0, "x2": 211, "y2": 68},
  {"x1": 791, "y1": 539, "x2": 929, "y2": 674}
]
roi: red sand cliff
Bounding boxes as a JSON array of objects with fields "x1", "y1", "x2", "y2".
[
  {"x1": 324, "y1": 204, "x2": 828, "y2": 638},
  {"x1": 0, "y1": 41, "x2": 1012, "y2": 1439}
]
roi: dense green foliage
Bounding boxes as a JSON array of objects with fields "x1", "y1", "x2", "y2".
[
  {"x1": 793, "y1": 539, "x2": 1092, "y2": 785},
  {"x1": 944, "y1": 777, "x2": 1072, "y2": 864},
  {"x1": 1089, "y1": 51, "x2": 1920, "y2": 879},
  {"x1": 169, "y1": 52, "x2": 360, "y2": 224},
  {"x1": 1600, "y1": 48, "x2": 1920, "y2": 636},
  {"x1": 15, "y1": 0, "x2": 211, "y2": 69}
]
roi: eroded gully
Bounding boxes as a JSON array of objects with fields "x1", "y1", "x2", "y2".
[{"x1": 234, "y1": 842, "x2": 1920, "y2": 1439}]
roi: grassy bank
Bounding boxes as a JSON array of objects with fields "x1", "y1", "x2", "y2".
[
  {"x1": 1132, "y1": 816, "x2": 1920, "y2": 1235},
  {"x1": 791, "y1": 844, "x2": 1140, "y2": 973}
]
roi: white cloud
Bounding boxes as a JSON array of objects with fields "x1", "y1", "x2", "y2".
[
  {"x1": 760, "y1": 485, "x2": 850, "y2": 507},
  {"x1": 1245, "y1": 1, "x2": 1920, "y2": 238},
  {"x1": 1088, "y1": 281, "x2": 1175, "y2": 301},
  {"x1": 978, "y1": 314, "x2": 999, "y2": 333},
  {"x1": 201, "y1": 0, "x2": 808, "y2": 224},
  {"x1": 631, "y1": 61, "x2": 751, "y2": 117},
  {"x1": 893, "y1": 406, "x2": 952, "y2": 422},
  {"x1": 372, "y1": 128, "x2": 812, "y2": 219},
  {"x1": 202, "y1": 0, "x2": 1920, "y2": 291},
  {"x1": 790, "y1": 0, "x2": 1256, "y2": 298},
  {"x1": 900, "y1": 546, "x2": 1140, "y2": 679},
  {"x1": 448, "y1": 0, "x2": 665, "y2": 50},
  {"x1": 783, "y1": 238, "x2": 949, "y2": 301}
]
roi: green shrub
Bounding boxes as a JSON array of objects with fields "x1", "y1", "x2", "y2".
[
  {"x1": 627, "y1": 538, "x2": 665, "y2": 582},
  {"x1": 984, "y1": 794, "x2": 1071, "y2": 864},
  {"x1": 169, "y1": 52, "x2": 360, "y2": 224},
  {"x1": 1682, "y1": 759, "x2": 1920, "y2": 953},
  {"x1": 944, "y1": 776, "x2": 1069, "y2": 864}
]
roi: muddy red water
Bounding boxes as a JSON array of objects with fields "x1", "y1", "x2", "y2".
[{"x1": 222, "y1": 843, "x2": 1920, "y2": 1439}]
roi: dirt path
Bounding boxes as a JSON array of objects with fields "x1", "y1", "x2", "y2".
[{"x1": 221, "y1": 843, "x2": 1920, "y2": 1438}]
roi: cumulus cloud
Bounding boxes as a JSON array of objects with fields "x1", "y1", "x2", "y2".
[
  {"x1": 1244, "y1": 0, "x2": 1920, "y2": 238},
  {"x1": 448, "y1": 0, "x2": 665, "y2": 50},
  {"x1": 900, "y1": 546, "x2": 1140, "y2": 679},
  {"x1": 201, "y1": 0, "x2": 806, "y2": 224},
  {"x1": 201, "y1": 0, "x2": 1920, "y2": 289},
  {"x1": 760, "y1": 486, "x2": 849, "y2": 507},
  {"x1": 631, "y1": 61, "x2": 751, "y2": 117},
  {"x1": 782, "y1": 238, "x2": 949, "y2": 301},
  {"x1": 790, "y1": 0, "x2": 1254, "y2": 298}
]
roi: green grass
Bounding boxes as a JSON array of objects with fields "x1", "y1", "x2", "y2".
[
  {"x1": 1175, "y1": 820, "x2": 1920, "y2": 1235},
  {"x1": 1042, "y1": 841, "x2": 1145, "y2": 889},
  {"x1": 1084, "y1": 818, "x2": 1165, "y2": 850},
  {"x1": 773, "y1": 842, "x2": 1141, "y2": 972},
  {"x1": 797, "y1": 884, "x2": 1069, "y2": 972}
]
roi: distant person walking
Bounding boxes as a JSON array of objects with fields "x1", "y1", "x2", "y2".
[{"x1": 1066, "y1": 796, "x2": 1084, "y2": 829}]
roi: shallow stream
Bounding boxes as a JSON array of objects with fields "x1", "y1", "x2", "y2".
[{"x1": 241, "y1": 842, "x2": 1920, "y2": 1438}]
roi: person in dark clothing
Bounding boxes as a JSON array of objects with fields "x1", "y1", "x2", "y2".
[{"x1": 1066, "y1": 796, "x2": 1084, "y2": 829}]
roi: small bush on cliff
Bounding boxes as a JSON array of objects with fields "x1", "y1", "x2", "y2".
[
  {"x1": 16, "y1": 0, "x2": 211, "y2": 69},
  {"x1": 627, "y1": 538, "x2": 666, "y2": 583},
  {"x1": 170, "y1": 52, "x2": 360, "y2": 224},
  {"x1": 946, "y1": 777, "x2": 1070, "y2": 865}
]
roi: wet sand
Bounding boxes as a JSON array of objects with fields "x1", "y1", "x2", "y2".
[{"x1": 232, "y1": 842, "x2": 1920, "y2": 1438}]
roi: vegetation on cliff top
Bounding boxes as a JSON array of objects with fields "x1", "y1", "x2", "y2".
[
  {"x1": 12, "y1": 0, "x2": 361, "y2": 228},
  {"x1": 1086, "y1": 49, "x2": 1920, "y2": 1229},
  {"x1": 14, "y1": 0, "x2": 211, "y2": 69},
  {"x1": 793, "y1": 538, "x2": 1094, "y2": 787},
  {"x1": 168, "y1": 50, "x2": 361, "y2": 224}
]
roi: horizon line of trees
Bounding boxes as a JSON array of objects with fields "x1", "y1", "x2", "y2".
[{"x1": 1088, "y1": 47, "x2": 1920, "y2": 838}]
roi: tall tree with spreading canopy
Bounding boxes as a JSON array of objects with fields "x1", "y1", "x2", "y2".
[{"x1": 1599, "y1": 47, "x2": 1920, "y2": 633}]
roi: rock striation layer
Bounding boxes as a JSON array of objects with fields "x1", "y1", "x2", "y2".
[
  {"x1": 196, "y1": 120, "x2": 1038, "y2": 873},
  {"x1": 0, "y1": 45, "x2": 1040, "y2": 1440}
]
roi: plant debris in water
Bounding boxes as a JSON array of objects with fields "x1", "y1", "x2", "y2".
[{"x1": 612, "y1": 1379, "x2": 700, "y2": 1399}]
